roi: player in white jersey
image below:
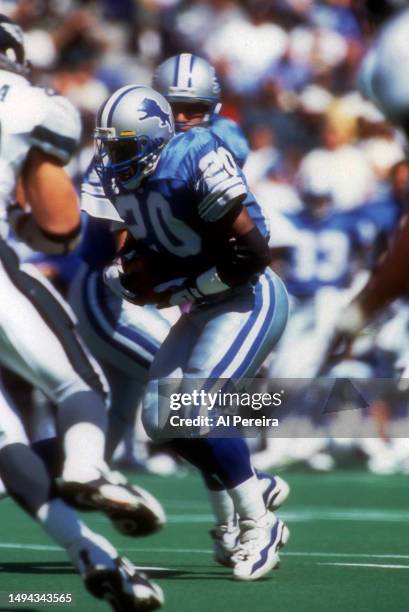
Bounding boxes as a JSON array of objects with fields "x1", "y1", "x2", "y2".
[
  {"x1": 0, "y1": 15, "x2": 163, "y2": 610},
  {"x1": 0, "y1": 381, "x2": 163, "y2": 611},
  {"x1": 327, "y1": 3, "x2": 409, "y2": 351}
]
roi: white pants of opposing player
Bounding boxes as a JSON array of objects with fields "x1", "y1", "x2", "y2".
[
  {"x1": 143, "y1": 269, "x2": 289, "y2": 439},
  {"x1": 69, "y1": 263, "x2": 178, "y2": 434},
  {"x1": 0, "y1": 241, "x2": 108, "y2": 417},
  {"x1": 270, "y1": 286, "x2": 356, "y2": 379}
]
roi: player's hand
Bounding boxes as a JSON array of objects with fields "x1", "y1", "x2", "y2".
[
  {"x1": 317, "y1": 331, "x2": 353, "y2": 376},
  {"x1": 103, "y1": 260, "x2": 148, "y2": 305},
  {"x1": 318, "y1": 302, "x2": 368, "y2": 374},
  {"x1": 154, "y1": 278, "x2": 203, "y2": 308}
]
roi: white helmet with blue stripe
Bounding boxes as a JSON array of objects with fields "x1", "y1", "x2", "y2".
[
  {"x1": 366, "y1": 7, "x2": 409, "y2": 133},
  {"x1": 0, "y1": 14, "x2": 30, "y2": 77},
  {"x1": 94, "y1": 85, "x2": 174, "y2": 191},
  {"x1": 153, "y1": 53, "x2": 221, "y2": 128}
]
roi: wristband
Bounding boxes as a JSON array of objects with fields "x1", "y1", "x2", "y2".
[{"x1": 195, "y1": 267, "x2": 230, "y2": 296}]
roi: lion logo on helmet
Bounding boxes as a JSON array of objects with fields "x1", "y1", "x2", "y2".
[{"x1": 138, "y1": 97, "x2": 172, "y2": 131}]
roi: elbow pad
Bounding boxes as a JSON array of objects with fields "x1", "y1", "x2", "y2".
[
  {"x1": 8, "y1": 205, "x2": 81, "y2": 255},
  {"x1": 216, "y1": 226, "x2": 272, "y2": 287}
]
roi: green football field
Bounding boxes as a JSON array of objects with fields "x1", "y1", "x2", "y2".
[{"x1": 0, "y1": 470, "x2": 408, "y2": 612}]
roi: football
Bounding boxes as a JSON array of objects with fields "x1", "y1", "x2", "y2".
[{"x1": 120, "y1": 250, "x2": 165, "y2": 304}]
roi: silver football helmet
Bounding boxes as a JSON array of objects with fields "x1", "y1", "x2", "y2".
[
  {"x1": 94, "y1": 85, "x2": 174, "y2": 190},
  {"x1": 367, "y1": 8, "x2": 409, "y2": 128},
  {"x1": 153, "y1": 53, "x2": 221, "y2": 129}
]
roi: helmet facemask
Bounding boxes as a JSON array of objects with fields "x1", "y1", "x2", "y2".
[
  {"x1": 0, "y1": 14, "x2": 31, "y2": 78},
  {"x1": 94, "y1": 128, "x2": 164, "y2": 191},
  {"x1": 94, "y1": 85, "x2": 174, "y2": 191}
]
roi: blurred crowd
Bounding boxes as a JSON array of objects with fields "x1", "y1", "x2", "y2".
[{"x1": 2, "y1": 0, "x2": 409, "y2": 475}]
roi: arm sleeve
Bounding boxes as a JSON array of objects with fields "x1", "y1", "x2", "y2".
[
  {"x1": 358, "y1": 212, "x2": 409, "y2": 318},
  {"x1": 80, "y1": 161, "x2": 123, "y2": 222},
  {"x1": 189, "y1": 224, "x2": 272, "y2": 297},
  {"x1": 30, "y1": 91, "x2": 81, "y2": 165},
  {"x1": 195, "y1": 144, "x2": 248, "y2": 222}
]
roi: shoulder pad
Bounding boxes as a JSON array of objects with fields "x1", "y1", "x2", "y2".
[
  {"x1": 155, "y1": 128, "x2": 217, "y2": 181},
  {"x1": 211, "y1": 117, "x2": 249, "y2": 167},
  {"x1": 30, "y1": 89, "x2": 81, "y2": 165},
  {"x1": 183, "y1": 126, "x2": 217, "y2": 147},
  {"x1": 179, "y1": 128, "x2": 222, "y2": 165}
]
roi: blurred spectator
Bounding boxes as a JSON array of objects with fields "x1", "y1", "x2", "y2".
[
  {"x1": 252, "y1": 168, "x2": 303, "y2": 216},
  {"x1": 172, "y1": 0, "x2": 245, "y2": 56},
  {"x1": 311, "y1": 1, "x2": 362, "y2": 40},
  {"x1": 298, "y1": 98, "x2": 376, "y2": 209},
  {"x1": 243, "y1": 123, "x2": 280, "y2": 188},
  {"x1": 204, "y1": 2, "x2": 288, "y2": 95}
]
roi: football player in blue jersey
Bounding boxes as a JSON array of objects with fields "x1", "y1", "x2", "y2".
[
  {"x1": 72, "y1": 55, "x2": 291, "y2": 572},
  {"x1": 284, "y1": 176, "x2": 377, "y2": 301},
  {"x1": 86, "y1": 84, "x2": 290, "y2": 581},
  {"x1": 151, "y1": 50, "x2": 292, "y2": 564},
  {"x1": 77, "y1": 56, "x2": 249, "y2": 461},
  {"x1": 269, "y1": 169, "x2": 378, "y2": 379}
]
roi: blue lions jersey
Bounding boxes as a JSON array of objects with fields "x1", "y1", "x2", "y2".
[
  {"x1": 81, "y1": 128, "x2": 267, "y2": 279},
  {"x1": 284, "y1": 209, "x2": 377, "y2": 298},
  {"x1": 210, "y1": 115, "x2": 250, "y2": 168},
  {"x1": 81, "y1": 118, "x2": 251, "y2": 269},
  {"x1": 359, "y1": 196, "x2": 401, "y2": 237},
  {"x1": 79, "y1": 213, "x2": 117, "y2": 269}
]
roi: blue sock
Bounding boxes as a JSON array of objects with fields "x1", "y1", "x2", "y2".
[
  {"x1": 0, "y1": 443, "x2": 55, "y2": 515},
  {"x1": 170, "y1": 437, "x2": 252, "y2": 489},
  {"x1": 32, "y1": 437, "x2": 63, "y2": 478}
]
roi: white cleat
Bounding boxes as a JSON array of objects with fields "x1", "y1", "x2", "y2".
[
  {"x1": 257, "y1": 472, "x2": 290, "y2": 511},
  {"x1": 85, "y1": 557, "x2": 164, "y2": 611},
  {"x1": 232, "y1": 514, "x2": 289, "y2": 581},
  {"x1": 59, "y1": 470, "x2": 166, "y2": 537},
  {"x1": 210, "y1": 474, "x2": 290, "y2": 568},
  {"x1": 68, "y1": 536, "x2": 163, "y2": 610},
  {"x1": 210, "y1": 521, "x2": 240, "y2": 567},
  {"x1": 108, "y1": 483, "x2": 166, "y2": 537}
]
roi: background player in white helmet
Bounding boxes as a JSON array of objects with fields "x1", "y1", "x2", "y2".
[
  {"x1": 0, "y1": 14, "x2": 164, "y2": 609},
  {"x1": 152, "y1": 52, "x2": 249, "y2": 166},
  {"x1": 328, "y1": 3, "x2": 409, "y2": 352}
]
